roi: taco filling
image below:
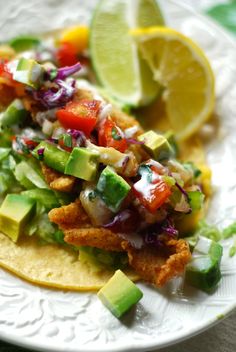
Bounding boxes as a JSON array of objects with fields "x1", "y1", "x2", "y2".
[{"x1": 0, "y1": 29, "x2": 212, "y2": 291}]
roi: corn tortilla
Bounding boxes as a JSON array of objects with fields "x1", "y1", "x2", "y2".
[{"x1": 0, "y1": 233, "x2": 138, "y2": 290}]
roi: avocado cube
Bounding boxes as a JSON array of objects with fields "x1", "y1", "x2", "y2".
[
  {"x1": 97, "y1": 270, "x2": 143, "y2": 318},
  {"x1": 32, "y1": 141, "x2": 70, "y2": 173},
  {"x1": 164, "y1": 130, "x2": 178, "y2": 157},
  {"x1": 186, "y1": 236, "x2": 223, "y2": 293},
  {"x1": 65, "y1": 147, "x2": 99, "y2": 181},
  {"x1": 0, "y1": 194, "x2": 36, "y2": 242},
  {"x1": 1, "y1": 99, "x2": 28, "y2": 128},
  {"x1": 138, "y1": 130, "x2": 173, "y2": 161},
  {"x1": 96, "y1": 166, "x2": 131, "y2": 212},
  {"x1": 13, "y1": 58, "x2": 45, "y2": 89}
]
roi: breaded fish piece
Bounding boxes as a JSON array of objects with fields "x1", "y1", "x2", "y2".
[
  {"x1": 49, "y1": 200, "x2": 191, "y2": 286},
  {"x1": 41, "y1": 164, "x2": 76, "y2": 192},
  {"x1": 64, "y1": 228, "x2": 124, "y2": 252},
  {"x1": 122, "y1": 239, "x2": 191, "y2": 287},
  {"x1": 49, "y1": 200, "x2": 89, "y2": 228}
]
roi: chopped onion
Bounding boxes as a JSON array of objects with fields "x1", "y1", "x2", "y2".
[
  {"x1": 52, "y1": 127, "x2": 66, "y2": 139},
  {"x1": 42, "y1": 120, "x2": 53, "y2": 135}
]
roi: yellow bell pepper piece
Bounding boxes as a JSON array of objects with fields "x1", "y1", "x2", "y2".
[
  {"x1": 0, "y1": 45, "x2": 15, "y2": 60},
  {"x1": 60, "y1": 26, "x2": 89, "y2": 54},
  {"x1": 198, "y1": 164, "x2": 212, "y2": 197}
]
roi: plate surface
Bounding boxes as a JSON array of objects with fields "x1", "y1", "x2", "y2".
[{"x1": 0, "y1": 1, "x2": 236, "y2": 351}]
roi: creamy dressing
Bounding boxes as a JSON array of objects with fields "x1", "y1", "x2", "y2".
[
  {"x1": 134, "y1": 172, "x2": 161, "y2": 200},
  {"x1": 124, "y1": 126, "x2": 139, "y2": 138}
]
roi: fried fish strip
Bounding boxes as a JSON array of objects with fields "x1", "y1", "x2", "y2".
[
  {"x1": 49, "y1": 200, "x2": 191, "y2": 286},
  {"x1": 122, "y1": 239, "x2": 191, "y2": 287},
  {"x1": 64, "y1": 228, "x2": 124, "y2": 252},
  {"x1": 49, "y1": 200, "x2": 89, "y2": 228},
  {"x1": 41, "y1": 164, "x2": 76, "y2": 192}
]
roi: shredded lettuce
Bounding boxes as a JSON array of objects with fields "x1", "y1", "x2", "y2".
[
  {"x1": 24, "y1": 203, "x2": 64, "y2": 244},
  {"x1": 194, "y1": 220, "x2": 222, "y2": 242},
  {"x1": 222, "y1": 222, "x2": 236, "y2": 239},
  {"x1": 22, "y1": 189, "x2": 60, "y2": 211},
  {"x1": 79, "y1": 246, "x2": 128, "y2": 271},
  {"x1": 229, "y1": 240, "x2": 236, "y2": 257},
  {"x1": 0, "y1": 149, "x2": 22, "y2": 201},
  {"x1": 14, "y1": 160, "x2": 48, "y2": 189},
  {"x1": 0, "y1": 148, "x2": 11, "y2": 161},
  {"x1": 183, "y1": 161, "x2": 201, "y2": 178},
  {"x1": 0, "y1": 130, "x2": 12, "y2": 147},
  {"x1": 185, "y1": 220, "x2": 236, "y2": 257},
  {"x1": 222, "y1": 222, "x2": 236, "y2": 257}
]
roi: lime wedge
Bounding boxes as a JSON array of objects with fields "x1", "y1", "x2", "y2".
[{"x1": 90, "y1": 0, "x2": 164, "y2": 107}]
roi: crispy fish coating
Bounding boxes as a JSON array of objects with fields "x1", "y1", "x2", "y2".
[
  {"x1": 49, "y1": 200, "x2": 89, "y2": 228},
  {"x1": 122, "y1": 239, "x2": 191, "y2": 287},
  {"x1": 75, "y1": 89, "x2": 143, "y2": 133},
  {"x1": 41, "y1": 164, "x2": 76, "y2": 192},
  {"x1": 49, "y1": 176, "x2": 75, "y2": 192},
  {"x1": 49, "y1": 200, "x2": 191, "y2": 286},
  {"x1": 64, "y1": 228, "x2": 124, "y2": 252}
]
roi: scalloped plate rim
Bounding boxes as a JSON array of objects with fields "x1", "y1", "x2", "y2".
[{"x1": 0, "y1": 0, "x2": 236, "y2": 351}]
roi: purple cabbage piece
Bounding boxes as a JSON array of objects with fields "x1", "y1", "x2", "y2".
[
  {"x1": 161, "y1": 218, "x2": 179, "y2": 237},
  {"x1": 175, "y1": 181, "x2": 189, "y2": 199},
  {"x1": 55, "y1": 62, "x2": 82, "y2": 80},
  {"x1": 103, "y1": 209, "x2": 139, "y2": 233},
  {"x1": 143, "y1": 233, "x2": 164, "y2": 247},
  {"x1": 33, "y1": 78, "x2": 76, "y2": 108},
  {"x1": 67, "y1": 129, "x2": 86, "y2": 147},
  {"x1": 126, "y1": 138, "x2": 144, "y2": 145},
  {"x1": 37, "y1": 147, "x2": 45, "y2": 155},
  {"x1": 142, "y1": 218, "x2": 178, "y2": 247}
]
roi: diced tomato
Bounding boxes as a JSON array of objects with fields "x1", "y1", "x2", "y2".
[
  {"x1": 23, "y1": 138, "x2": 39, "y2": 148},
  {"x1": 98, "y1": 118, "x2": 128, "y2": 153},
  {"x1": 0, "y1": 60, "x2": 14, "y2": 83},
  {"x1": 0, "y1": 60, "x2": 25, "y2": 96},
  {"x1": 56, "y1": 99, "x2": 101, "y2": 135},
  {"x1": 133, "y1": 168, "x2": 171, "y2": 213},
  {"x1": 56, "y1": 42, "x2": 78, "y2": 67}
]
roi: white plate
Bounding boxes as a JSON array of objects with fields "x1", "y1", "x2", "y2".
[{"x1": 0, "y1": 1, "x2": 236, "y2": 351}]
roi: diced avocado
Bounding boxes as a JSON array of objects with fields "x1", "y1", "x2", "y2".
[
  {"x1": 186, "y1": 236, "x2": 223, "y2": 293},
  {"x1": 96, "y1": 166, "x2": 131, "y2": 212},
  {"x1": 164, "y1": 130, "x2": 178, "y2": 157},
  {"x1": 0, "y1": 194, "x2": 36, "y2": 242},
  {"x1": 32, "y1": 141, "x2": 70, "y2": 173},
  {"x1": 65, "y1": 147, "x2": 99, "y2": 181},
  {"x1": 138, "y1": 130, "x2": 173, "y2": 161},
  {"x1": 97, "y1": 270, "x2": 143, "y2": 318},
  {"x1": 13, "y1": 58, "x2": 45, "y2": 89},
  {"x1": 9, "y1": 36, "x2": 40, "y2": 53},
  {"x1": 1, "y1": 99, "x2": 28, "y2": 128}
]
